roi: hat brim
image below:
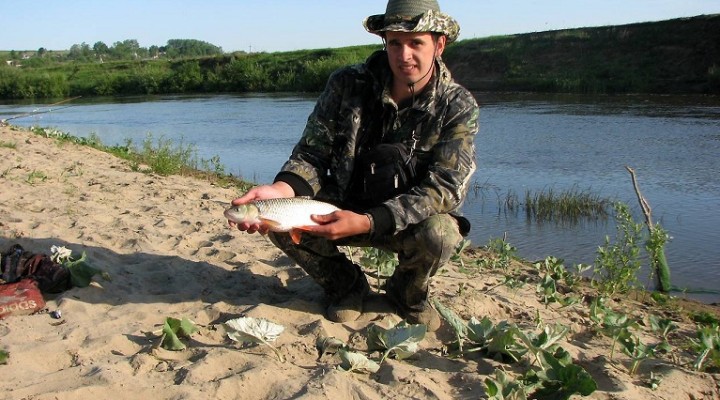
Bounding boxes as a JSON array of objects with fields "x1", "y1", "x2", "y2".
[{"x1": 363, "y1": 9, "x2": 459, "y2": 43}]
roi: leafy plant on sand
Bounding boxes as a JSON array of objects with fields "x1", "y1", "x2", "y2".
[
  {"x1": 691, "y1": 323, "x2": 720, "y2": 371},
  {"x1": 592, "y1": 202, "x2": 645, "y2": 297},
  {"x1": 434, "y1": 298, "x2": 597, "y2": 399},
  {"x1": 533, "y1": 256, "x2": 582, "y2": 307},
  {"x1": 154, "y1": 317, "x2": 199, "y2": 351},
  {"x1": 358, "y1": 247, "x2": 398, "y2": 291},
  {"x1": 367, "y1": 321, "x2": 426, "y2": 364},
  {"x1": 315, "y1": 321, "x2": 425, "y2": 374},
  {"x1": 50, "y1": 245, "x2": 109, "y2": 287},
  {"x1": 224, "y1": 317, "x2": 286, "y2": 362}
]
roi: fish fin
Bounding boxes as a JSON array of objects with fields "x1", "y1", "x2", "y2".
[
  {"x1": 290, "y1": 229, "x2": 303, "y2": 244},
  {"x1": 259, "y1": 218, "x2": 281, "y2": 229}
]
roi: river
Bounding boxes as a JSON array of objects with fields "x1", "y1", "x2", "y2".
[{"x1": 2, "y1": 93, "x2": 719, "y2": 303}]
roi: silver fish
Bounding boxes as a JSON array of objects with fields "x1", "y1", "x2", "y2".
[{"x1": 224, "y1": 197, "x2": 340, "y2": 244}]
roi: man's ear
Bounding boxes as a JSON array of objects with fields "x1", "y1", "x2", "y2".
[{"x1": 435, "y1": 35, "x2": 447, "y2": 57}]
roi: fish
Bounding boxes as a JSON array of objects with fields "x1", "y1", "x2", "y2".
[{"x1": 224, "y1": 197, "x2": 340, "y2": 244}]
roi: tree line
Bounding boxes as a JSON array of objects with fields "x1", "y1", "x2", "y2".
[
  {"x1": 3, "y1": 39, "x2": 224, "y2": 67},
  {"x1": 0, "y1": 46, "x2": 378, "y2": 99},
  {"x1": 1, "y1": 14, "x2": 718, "y2": 100}
]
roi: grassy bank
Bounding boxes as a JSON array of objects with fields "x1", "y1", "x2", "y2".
[{"x1": 1, "y1": 14, "x2": 718, "y2": 100}]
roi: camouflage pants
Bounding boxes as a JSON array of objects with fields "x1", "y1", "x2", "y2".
[{"x1": 268, "y1": 213, "x2": 462, "y2": 308}]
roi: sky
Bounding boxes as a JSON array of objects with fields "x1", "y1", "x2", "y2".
[{"x1": 1, "y1": 0, "x2": 717, "y2": 53}]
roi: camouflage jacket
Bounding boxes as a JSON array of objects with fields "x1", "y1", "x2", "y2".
[{"x1": 275, "y1": 50, "x2": 479, "y2": 237}]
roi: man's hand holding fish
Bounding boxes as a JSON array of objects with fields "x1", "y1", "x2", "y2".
[{"x1": 228, "y1": 181, "x2": 295, "y2": 234}]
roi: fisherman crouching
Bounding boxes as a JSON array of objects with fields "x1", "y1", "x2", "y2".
[{"x1": 228, "y1": 0, "x2": 479, "y2": 331}]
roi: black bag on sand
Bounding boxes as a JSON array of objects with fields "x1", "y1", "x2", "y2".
[{"x1": 1, "y1": 244, "x2": 72, "y2": 293}]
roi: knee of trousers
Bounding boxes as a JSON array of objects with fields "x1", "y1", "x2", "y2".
[{"x1": 408, "y1": 214, "x2": 463, "y2": 261}]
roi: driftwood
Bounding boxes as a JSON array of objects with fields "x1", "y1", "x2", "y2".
[{"x1": 626, "y1": 166, "x2": 671, "y2": 292}]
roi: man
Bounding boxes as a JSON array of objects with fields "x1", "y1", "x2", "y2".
[{"x1": 229, "y1": 0, "x2": 479, "y2": 331}]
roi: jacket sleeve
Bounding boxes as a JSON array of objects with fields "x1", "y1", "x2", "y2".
[{"x1": 375, "y1": 88, "x2": 479, "y2": 235}]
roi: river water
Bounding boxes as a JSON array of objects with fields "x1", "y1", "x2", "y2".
[{"x1": 2, "y1": 93, "x2": 719, "y2": 303}]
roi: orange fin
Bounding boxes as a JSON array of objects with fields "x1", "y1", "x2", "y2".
[
  {"x1": 259, "y1": 218, "x2": 281, "y2": 229},
  {"x1": 290, "y1": 229, "x2": 303, "y2": 244}
]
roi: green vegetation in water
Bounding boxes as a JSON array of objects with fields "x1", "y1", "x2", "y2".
[{"x1": 474, "y1": 182, "x2": 611, "y2": 225}]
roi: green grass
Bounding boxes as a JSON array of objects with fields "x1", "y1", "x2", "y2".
[
  {"x1": 0, "y1": 140, "x2": 16, "y2": 149},
  {"x1": 27, "y1": 126, "x2": 254, "y2": 191},
  {"x1": 476, "y1": 183, "x2": 611, "y2": 225}
]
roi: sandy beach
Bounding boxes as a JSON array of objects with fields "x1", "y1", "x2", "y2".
[{"x1": 1, "y1": 124, "x2": 718, "y2": 400}]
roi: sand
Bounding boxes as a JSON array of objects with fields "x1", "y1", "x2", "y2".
[{"x1": 0, "y1": 125, "x2": 718, "y2": 400}]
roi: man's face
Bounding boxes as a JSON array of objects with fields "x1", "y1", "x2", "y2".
[{"x1": 385, "y1": 31, "x2": 446, "y2": 86}]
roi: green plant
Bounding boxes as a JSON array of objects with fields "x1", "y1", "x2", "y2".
[
  {"x1": 647, "y1": 314, "x2": 678, "y2": 342},
  {"x1": 26, "y1": 169, "x2": 47, "y2": 184},
  {"x1": 515, "y1": 324, "x2": 570, "y2": 369},
  {"x1": 533, "y1": 257, "x2": 582, "y2": 307},
  {"x1": 367, "y1": 321, "x2": 426, "y2": 364},
  {"x1": 483, "y1": 237, "x2": 517, "y2": 271},
  {"x1": 359, "y1": 247, "x2": 397, "y2": 290},
  {"x1": 436, "y1": 300, "x2": 595, "y2": 399},
  {"x1": 691, "y1": 312, "x2": 720, "y2": 327},
  {"x1": 139, "y1": 134, "x2": 196, "y2": 176},
  {"x1": 589, "y1": 297, "x2": 639, "y2": 360},
  {"x1": 484, "y1": 369, "x2": 528, "y2": 400},
  {"x1": 159, "y1": 317, "x2": 199, "y2": 351},
  {"x1": 523, "y1": 186, "x2": 610, "y2": 224},
  {"x1": 50, "y1": 245, "x2": 108, "y2": 287},
  {"x1": 526, "y1": 348, "x2": 598, "y2": 399},
  {"x1": 0, "y1": 140, "x2": 16, "y2": 149},
  {"x1": 691, "y1": 324, "x2": 720, "y2": 371},
  {"x1": 593, "y1": 202, "x2": 644, "y2": 296},
  {"x1": 450, "y1": 239, "x2": 472, "y2": 272},
  {"x1": 620, "y1": 335, "x2": 670, "y2": 375}
]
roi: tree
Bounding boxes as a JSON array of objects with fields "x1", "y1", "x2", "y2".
[
  {"x1": 164, "y1": 39, "x2": 223, "y2": 58},
  {"x1": 112, "y1": 39, "x2": 141, "y2": 59},
  {"x1": 93, "y1": 41, "x2": 109, "y2": 57},
  {"x1": 149, "y1": 45, "x2": 160, "y2": 59}
]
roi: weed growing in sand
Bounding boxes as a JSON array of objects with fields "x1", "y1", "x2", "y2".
[
  {"x1": 25, "y1": 169, "x2": 47, "y2": 184},
  {"x1": 459, "y1": 237, "x2": 518, "y2": 274},
  {"x1": 367, "y1": 321, "x2": 426, "y2": 363},
  {"x1": 592, "y1": 202, "x2": 644, "y2": 297},
  {"x1": 26, "y1": 125, "x2": 255, "y2": 190},
  {"x1": 589, "y1": 297, "x2": 639, "y2": 360},
  {"x1": 621, "y1": 335, "x2": 671, "y2": 376},
  {"x1": 0, "y1": 349, "x2": 8, "y2": 365},
  {"x1": 533, "y1": 257, "x2": 582, "y2": 307},
  {"x1": 359, "y1": 247, "x2": 397, "y2": 291},
  {"x1": 434, "y1": 299, "x2": 597, "y2": 398},
  {"x1": 0, "y1": 140, "x2": 16, "y2": 149},
  {"x1": 691, "y1": 324, "x2": 720, "y2": 371},
  {"x1": 160, "y1": 317, "x2": 199, "y2": 351},
  {"x1": 139, "y1": 134, "x2": 196, "y2": 176}
]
